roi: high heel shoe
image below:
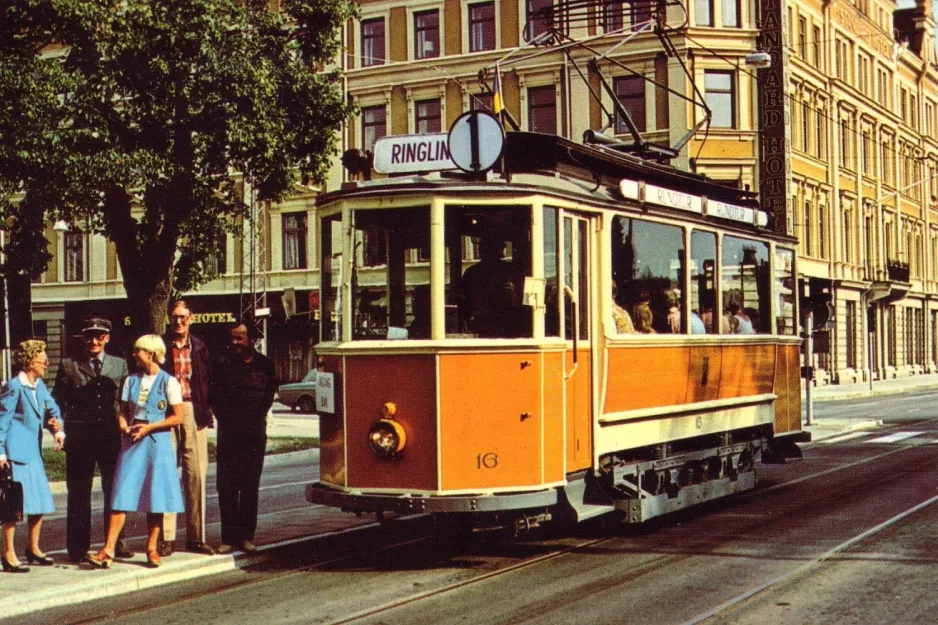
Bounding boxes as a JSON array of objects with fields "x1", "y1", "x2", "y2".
[
  {"x1": 1, "y1": 555, "x2": 30, "y2": 573},
  {"x1": 24, "y1": 549, "x2": 54, "y2": 566},
  {"x1": 85, "y1": 550, "x2": 113, "y2": 569}
]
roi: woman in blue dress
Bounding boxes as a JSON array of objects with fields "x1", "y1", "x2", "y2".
[
  {"x1": 87, "y1": 334, "x2": 184, "y2": 569},
  {"x1": 0, "y1": 340, "x2": 65, "y2": 573}
]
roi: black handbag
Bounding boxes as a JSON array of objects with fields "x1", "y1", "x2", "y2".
[{"x1": 0, "y1": 464, "x2": 24, "y2": 524}]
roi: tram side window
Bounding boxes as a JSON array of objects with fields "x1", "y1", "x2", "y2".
[
  {"x1": 544, "y1": 207, "x2": 560, "y2": 337},
  {"x1": 690, "y1": 230, "x2": 718, "y2": 334},
  {"x1": 445, "y1": 206, "x2": 532, "y2": 338},
  {"x1": 774, "y1": 248, "x2": 797, "y2": 335},
  {"x1": 611, "y1": 217, "x2": 685, "y2": 334},
  {"x1": 351, "y1": 207, "x2": 431, "y2": 340},
  {"x1": 721, "y1": 236, "x2": 771, "y2": 334},
  {"x1": 320, "y1": 215, "x2": 343, "y2": 341}
]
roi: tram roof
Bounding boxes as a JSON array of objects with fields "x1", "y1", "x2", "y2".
[{"x1": 320, "y1": 133, "x2": 785, "y2": 238}]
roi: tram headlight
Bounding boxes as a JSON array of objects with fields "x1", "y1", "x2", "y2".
[{"x1": 367, "y1": 418, "x2": 407, "y2": 458}]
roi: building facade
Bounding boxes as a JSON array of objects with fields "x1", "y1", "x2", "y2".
[{"x1": 29, "y1": 0, "x2": 938, "y2": 386}]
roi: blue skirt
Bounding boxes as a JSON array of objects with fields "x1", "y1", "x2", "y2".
[
  {"x1": 10, "y1": 457, "x2": 55, "y2": 515},
  {"x1": 111, "y1": 427, "x2": 184, "y2": 514}
]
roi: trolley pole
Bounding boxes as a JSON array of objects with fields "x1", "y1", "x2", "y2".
[{"x1": 804, "y1": 310, "x2": 814, "y2": 427}]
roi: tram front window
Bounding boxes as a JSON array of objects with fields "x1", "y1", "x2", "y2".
[
  {"x1": 445, "y1": 206, "x2": 532, "y2": 338},
  {"x1": 350, "y1": 207, "x2": 431, "y2": 340}
]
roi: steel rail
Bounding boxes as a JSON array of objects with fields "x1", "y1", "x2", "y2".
[{"x1": 60, "y1": 430, "x2": 936, "y2": 625}]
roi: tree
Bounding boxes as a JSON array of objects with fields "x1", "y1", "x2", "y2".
[{"x1": 0, "y1": 0, "x2": 355, "y2": 334}]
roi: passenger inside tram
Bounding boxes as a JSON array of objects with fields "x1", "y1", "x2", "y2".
[{"x1": 611, "y1": 283, "x2": 635, "y2": 334}]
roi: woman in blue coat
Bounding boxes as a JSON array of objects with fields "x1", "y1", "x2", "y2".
[
  {"x1": 87, "y1": 335, "x2": 184, "y2": 569},
  {"x1": 0, "y1": 340, "x2": 65, "y2": 573}
]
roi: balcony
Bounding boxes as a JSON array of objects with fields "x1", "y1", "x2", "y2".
[{"x1": 887, "y1": 260, "x2": 910, "y2": 283}]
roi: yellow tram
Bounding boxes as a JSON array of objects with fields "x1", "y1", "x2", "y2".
[{"x1": 305, "y1": 131, "x2": 804, "y2": 530}]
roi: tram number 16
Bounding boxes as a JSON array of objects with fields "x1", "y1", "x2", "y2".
[{"x1": 476, "y1": 453, "x2": 498, "y2": 469}]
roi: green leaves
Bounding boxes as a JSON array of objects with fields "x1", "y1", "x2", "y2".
[{"x1": 0, "y1": 0, "x2": 354, "y2": 312}]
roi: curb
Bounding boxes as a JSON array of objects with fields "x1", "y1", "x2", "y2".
[
  {"x1": 0, "y1": 520, "x2": 380, "y2": 621},
  {"x1": 807, "y1": 382, "x2": 938, "y2": 403},
  {"x1": 805, "y1": 419, "x2": 883, "y2": 442},
  {"x1": 47, "y1": 448, "x2": 320, "y2": 495}
]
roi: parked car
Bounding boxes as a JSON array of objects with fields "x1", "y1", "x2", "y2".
[{"x1": 278, "y1": 369, "x2": 318, "y2": 413}]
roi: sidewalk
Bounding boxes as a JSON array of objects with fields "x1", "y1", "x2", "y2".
[{"x1": 801, "y1": 373, "x2": 938, "y2": 442}]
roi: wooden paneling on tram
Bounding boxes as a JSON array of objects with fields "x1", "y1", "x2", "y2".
[{"x1": 306, "y1": 132, "x2": 803, "y2": 527}]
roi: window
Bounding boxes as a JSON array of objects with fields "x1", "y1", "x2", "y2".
[
  {"x1": 282, "y1": 213, "x2": 308, "y2": 270},
  {"x1": 803, "y1": 200, "x2": 812, "y2": 256},
  {"x1": 801, "y1": 100, "x2": 809, "y2": 152},
  {"x1": 843, "y1": 207, "x2": 853, "y2": 263},
  {"x1": 818, "y1": 203, "x2": 827, "y2": 259},
  {"x1": 469, "y1": 2, "x2": 496, "y2": 52},
  {"x1": 839, "y1": 119, "x2": 849, "y2": 168},
  {"x1": 861, "y1": 130, "x2": 870, "y2": 174},
  {"x1": 774, "y1": 248, "x2": 796, "y2": 335},
  {"x1": 207, "y1": 233, "x2": 227, "y2": 277},
  {"x1": 526, "y1": 0, "x2": 554, "y2": 42},
  {"x1": 722, "y1": 0, "x2": 739, "y2": 27},
  {"x1": 816, "y1": 103, "x2": 826, "y2": 159},
  {"x1": 320, "y1": 215, "x2": 342, "y2": 341},
  {"x1": 630, "y1": 1, "x2": 651, "y2": 30},
  {"x1": 544, "y1": 207, "x2": 560, "y2": 337},
  {"x1": 691, "y1": 230, "x2": 717, "y2": 334},
  {"x1": 813, "y1": 26, "x2": 821, "y2": 67},
  {"x1": 613, "y1": 75, "x2": 646, "y2": 134},
  {"x1": 362, "y1": 105, "x2": 386, "y2": 151},
  {"x1": 64, "y1": 232, "x2": 83, "y2": 282},
  {"x1": 361, "y1": 18, "x2": 385, "y2": 67},
  {"x1": 470, "y1": 92, "x2": 494, "y2": 111},
  {"x1": 846, "y1": 300, "x2": 857, "y2": 368},
  {"x1": 704, "y1": 71, "x2": 735, "y2": 128},
  {"x1": 528, "y1": 86, "x2": 556, "y2": 133},
  {"x1": 414, "y1": 10, "x2": 440, "y2": 59},
  {"x1": 611, "y1": 217, "x2": 685, "y2": 334},
  {"x1": 351, "y1": 208, "x2": 435, "y2": 340},
  {"x1": 695, "y1": 0, "x2": 713, "y2": 25},
  {"x1": 415, "y1": 99, "x2": 441, "y2": 134},
  {"x1": 445, "y1": 206, "x2": 532, "y2": 338},
  {"x1": 721, "y1": 236, "x2": 770, "y2": 334},
  {"x1": 603, "y1": 1, "x2": 624, "y2": 31},
  {"x1": 798, "y1": 17, "x2": 807, "y2": 58}
]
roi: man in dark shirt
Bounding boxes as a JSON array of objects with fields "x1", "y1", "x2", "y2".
[
  {"x1": 52, "y1": 317, "x2": 131, "y2": 563},
  {"x1": 210, "y1": 320, "x2": 277, "y2": 553}
]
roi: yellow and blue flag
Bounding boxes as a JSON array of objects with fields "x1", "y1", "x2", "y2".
[{"x1": 492, "y1": 62, "x2": 503, "y2": 114}]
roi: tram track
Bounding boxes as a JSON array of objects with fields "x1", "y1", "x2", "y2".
[{"x1": 61, "y1": 438, "x2": 936, "y2": 625}]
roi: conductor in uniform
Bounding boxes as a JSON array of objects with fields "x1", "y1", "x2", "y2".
[{"x1": 53, "y1": 317, "x2": 132, "y2": 563}]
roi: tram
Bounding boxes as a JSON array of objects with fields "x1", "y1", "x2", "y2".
[{"x1": 305, "y1": 130, "x2": 804, "y2": 532}]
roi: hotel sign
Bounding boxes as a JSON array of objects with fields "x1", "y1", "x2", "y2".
[
  {"x1": 373, "y1": 133, "x2": 456, "y2": 174},
  {"x1": 757, "y1": 0, "x2": 792, "y2": 235}
]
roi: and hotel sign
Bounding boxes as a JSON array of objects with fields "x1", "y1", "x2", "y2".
[
  {"x1": 373, "y1": 133, "x2": 456, "y2": 174},
  {"x1": 757, "y1": 0, "x2": 792, "y2": 235}
]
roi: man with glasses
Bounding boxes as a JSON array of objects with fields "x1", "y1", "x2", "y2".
[
  {"x1": 53, "y1": 317, "x2": 131, "y2": 563},
  {"x1": 160, "y1": 300, "x2": 215, "y2": 556}
]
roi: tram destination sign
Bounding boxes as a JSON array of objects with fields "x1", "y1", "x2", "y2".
[
  {"x1": 620, "y1": 178, "x2": 770, "y2": 227},
  {"x1": 373, "y1": 133, "x2": 456, "y2": 174}
]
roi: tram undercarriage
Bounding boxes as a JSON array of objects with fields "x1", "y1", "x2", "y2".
[{"x1": 306, "y1": 426, "x2": 803, "y2": 533}]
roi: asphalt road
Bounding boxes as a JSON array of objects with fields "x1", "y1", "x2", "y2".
[{"x1": 17, "y1": 392, "x2": 938, "y2": 625}]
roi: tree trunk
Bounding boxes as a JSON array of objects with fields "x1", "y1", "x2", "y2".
[{"x1": 125, "y1": 277, "x2": 172, "y2": 337}]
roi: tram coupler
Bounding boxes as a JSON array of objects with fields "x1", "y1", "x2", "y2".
[
  {"x1": 510, "y1": 512, "x2": 552, "y2": 538},
  {"x1": 762, "y1": 434, "x2": 809, "y2": 464}
]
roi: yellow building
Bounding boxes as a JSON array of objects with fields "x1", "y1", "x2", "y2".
[{"x1": 29, "y1": 0, "x2": 938, "y2": 387}]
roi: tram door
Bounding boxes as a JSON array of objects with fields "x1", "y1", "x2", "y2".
[{"x1": 563, "y1": 214, "x2": 594, "y2": 472}]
